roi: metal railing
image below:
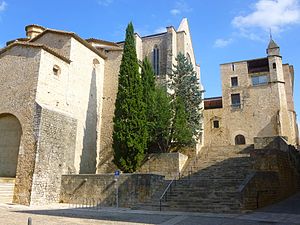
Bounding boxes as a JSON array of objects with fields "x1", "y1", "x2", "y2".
[
  {"x1": 68, "y1": 197, "x2": 110, "y2": 210},
  {"x1": 159, "y1": 177, "x2": 177, "y2": 211},
  {"x1": 159, "y1": 152, "x2": 201, "y2": 211}
]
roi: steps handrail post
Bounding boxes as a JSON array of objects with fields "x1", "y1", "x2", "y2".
[{"x1": 160, "y1": 199, "x2": 162, "y2": 211}]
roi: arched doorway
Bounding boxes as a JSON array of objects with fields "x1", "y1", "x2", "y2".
[
  {"x1": 0, "y1": 114, "x2": 22, "y2": 177},
  {"x1": 235, "y1": 134, "x2": 246, "y2": 145}
]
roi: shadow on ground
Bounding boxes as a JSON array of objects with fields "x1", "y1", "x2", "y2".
[{"x1": 13, "y1": 207, "x2": 174, "y2": 224}]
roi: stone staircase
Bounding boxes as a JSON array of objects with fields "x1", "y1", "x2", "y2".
[
  {"x1": 133, "y1": 145, "x2": 254, "y2": 213},
  {"x1": 0, "y1": 177, "x2": 15, "y2": 204}
]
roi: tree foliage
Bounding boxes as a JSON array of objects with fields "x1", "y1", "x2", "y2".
[
  {"x1": 141, "y1": 57, "x2": 156, "y2": 151},
  {"x1": 113, "y1": 22, "x2": 147, "y2": 172},
  {"x1": 151, "y1": 85, "x2": 172, "y2": 152},
  {"x1": 169, "y1": 52, "x2": 203, "y2": 146},
  {"x1": 141, "y1": 58, "x2": 172, "y2": 153}
]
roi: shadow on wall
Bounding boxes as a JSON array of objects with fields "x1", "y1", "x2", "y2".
[
  {"x1": 256, "y1": 115, "x2": 278, "y2": 138},
  {"x1": 80, "y1": 68, "x2": 98, "y2": 174}
]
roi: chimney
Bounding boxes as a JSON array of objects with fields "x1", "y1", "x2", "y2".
[{"x1": 25, "y1": 25, "x2": 45, "y2": 39}]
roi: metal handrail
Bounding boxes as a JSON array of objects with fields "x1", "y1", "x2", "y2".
[
  {"x1": 159, "y1": 153, "x2": 200, "y2": 211},
  {"x1": 159, "y1": 178, "x2": 175, "y2": 211}
]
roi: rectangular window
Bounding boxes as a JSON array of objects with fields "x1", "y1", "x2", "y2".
[
  {"x1": 251, "y1": 75, "x2": 269, "y2": 86},
  {"x1": 213, "y1": 120, "x2": 219, "y2": 128},
  {"x1": 231, "y1": 93, "x2": 241, "y2": 108},
  {"x1": 231, "y1": 77, "x2": 238, "y2": 87}
]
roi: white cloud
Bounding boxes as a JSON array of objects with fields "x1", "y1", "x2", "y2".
[
  {"x1": 232, "y1": 0, "x2": 300, "y2": 33},
  {"x1": 170, "y1": 0, "x2": 192, "y2": 16},
  {"x1": 213, "y1": 38, "x2": 233, "y2": 48},
  {"x1": 154, "y1": 27, "x2": 166, "y2": 33},
  {"x1": 0, "y1": 1, "x2": 7, "y2": 12},
  {"x1": 97, "y1": 0, "x2": 113, "y2": 6},
  {"x1": 170, "y1": 9, "x2": 181, "y2": 15}
]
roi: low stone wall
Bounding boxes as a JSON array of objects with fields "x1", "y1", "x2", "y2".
[
  {"x1": 60, "y1": 174, "x2": 164, "y2": 208},
  {"x1": 138, "y1": 153, "x2": 188, "y2": 179},
  {"x1": 240, "y1": 136, "x2": 300, "y2": 210},
  {"x1": 240, "y1": 172, "x2": 280, "y2": 209},
  {"x1": 254, "y1": 136, "x2": 289, "y2": 151}
]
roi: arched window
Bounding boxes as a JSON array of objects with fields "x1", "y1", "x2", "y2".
[
  {"x1": 235, "y1": 135, "x2": 246, "y2": 145},
  {"x1": 273, "y1": 63, "x2": 276, "y2": 69},
  {"x1": 153, "y1": 45, "x2": 159, "y2": 75},
  {"x1": 93, "y1": 58, "x2": 100, "y2": 65},
  {"x1": 186, "y1": 53, "x2": 191, "y2": 64}
]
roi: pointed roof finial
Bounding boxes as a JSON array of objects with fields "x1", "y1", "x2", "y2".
[{"x1": 269, "y1": 28, "x2": 273, "y2": 40}]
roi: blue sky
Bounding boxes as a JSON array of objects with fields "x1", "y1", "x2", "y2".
[{"x1": 0, "y1": 0, "x2": 299, "y2": 125}]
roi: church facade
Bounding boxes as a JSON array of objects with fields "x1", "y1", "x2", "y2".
[
  {"x1": 0, "y1": 19, "x2": 203, "y2": 205},
  {"x1": 0, "y1": 18, "x2": 298, "y2": 206}
]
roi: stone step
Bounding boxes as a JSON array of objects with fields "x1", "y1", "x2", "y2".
[
  {"x1": 0, "y1": 179, "x2": 15, "y2": 204},
  {"x1": 134, "y1": 203, "x2": 241, "y2": 213},
  {"x1": 133, "y1": 146, "x2": 253, "y2": 213},
  {"x1": 0, "y1": 178, "x2": 15, "y2": 183}
]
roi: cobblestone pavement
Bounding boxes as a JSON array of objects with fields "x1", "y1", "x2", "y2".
[{"x1": 0, "y1": 192, "x2": 299, "y2": 225}]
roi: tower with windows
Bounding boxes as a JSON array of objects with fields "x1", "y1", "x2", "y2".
[{"x1": 203, "y1": 39, "x2": 299, "y2": 146}]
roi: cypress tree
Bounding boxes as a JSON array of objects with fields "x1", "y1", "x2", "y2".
[
  {"x1": 113, "y1": 22, "x2": 147, "y2": 172},
  {"x1": 141, "y1": 57, "x2": 156, "y2": 153}
]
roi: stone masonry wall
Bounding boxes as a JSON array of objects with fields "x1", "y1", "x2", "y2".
[
  {"x1": 240, "y1": 136, "x2": 300, "y2": 210},
  {"x1": 30, "y1": 105, "x2": 77, "y2": 205},
  {"x1": 138, "y1": 153, "x2": 188, "y2": 179},
  {"x1": 33, "y1": 33, "x2": 105, "y2": 174},
  {"x1": 60, "y1": 174, "x2": 165, "y2": 207},
  {"x1": 204, "y1": 56, "x2": 296, "y2": 146},
  {"x1": 97, "y1": 50, "x2": 122, "y2": 173},
  {"x1": 0, "y1": 45, "x2": 41, "y2": 205}
]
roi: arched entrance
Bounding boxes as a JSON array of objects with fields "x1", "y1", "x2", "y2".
[
  {"x1": 235, "y1": 134, "x2": 246, "y2": 145},
  {"x1": 0, "y1": 114, "x2": 22, "y2": 177}
]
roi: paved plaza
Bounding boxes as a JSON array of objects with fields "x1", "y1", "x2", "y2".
[{"x1": 0, "y1": 192, "x2": 299, "y2": 225}]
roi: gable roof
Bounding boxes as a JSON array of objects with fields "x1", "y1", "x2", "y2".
[
  {"x1": 29, "y1": 29, "x2": 107, "y2": 59},
  {"x1": 86, "y1": 38, "x2": 120, "y2": 47},
  {"x1": 0, "y1": 42, "x2": 71, "y2": 64}
]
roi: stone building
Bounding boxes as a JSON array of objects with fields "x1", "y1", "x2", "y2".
[
  {"x1": 203, "y1": 39, "x2": 299, "y2": 147},
  {"x1": 0, "y1": 18, "x2": 203, "y2": 205}
]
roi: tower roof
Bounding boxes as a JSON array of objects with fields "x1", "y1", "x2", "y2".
[
  {"x1": 268, "y1": 39, "x2": 279, "y2": 49},
  {"x1": 267, "y1": 38, "x2": 280, "y2": 56}
]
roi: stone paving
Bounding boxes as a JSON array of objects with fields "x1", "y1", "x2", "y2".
[{"x1": 0, "y1": 192, "x2": 299, "y2": 225}]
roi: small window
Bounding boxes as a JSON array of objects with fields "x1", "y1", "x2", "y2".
[
  {"x1": 251, "y1": 75, "x2": 269, "y2": 86},
  {"x1": 231, "y1": 93, "x2": 241, "y2": 108},
  {"x1": 53, "y1": 65, "x2": 61, "y2": 76},
  {"x1": 213, "y1": 120, "x2": 219, "y2": 128},
  {"x1": 231, "y1": 77, "x2": 238, "y2": 87},
  {"x1": 232, "y1": 63, "x2": 235, "y2": 71},
  {"x1": 273, "y1": 63, "x2": 276, "y2": 69},
  {"x1": 93, "y1": 58, "x2": 100, "y2": 65}
]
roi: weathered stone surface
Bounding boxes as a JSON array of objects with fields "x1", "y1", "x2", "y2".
[
  {"x1": 30, "y1": 105, "x2": 77, "y2": 205},
  {"x1": 138, "y1": 153, "x2": 188, "y2": 179},
  {"x1": 1, "y1": 20, "x2": 204, "y2": 206},
  {"x1": 204, "y1": 47, "x2": 298, "y2": 147},
  {"x1": 240, "y1": 136, "x2": 300, "y2": 210},
  {"x1": 60, "y1": 174, "x2": 165, "y2": 208}
]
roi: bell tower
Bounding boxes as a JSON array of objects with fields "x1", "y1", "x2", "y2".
[{"x1": 267, "y1": 38, "x2": 292, "y2": 140}]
